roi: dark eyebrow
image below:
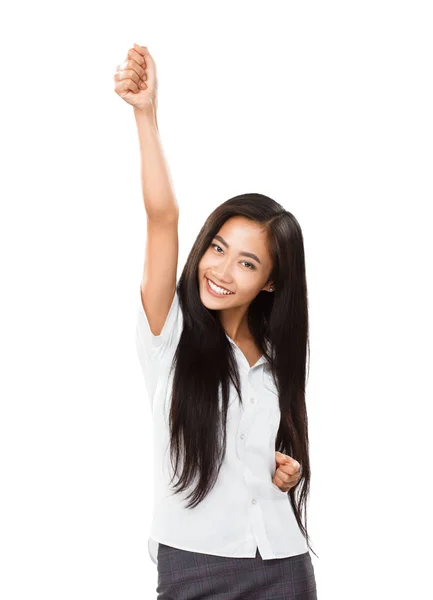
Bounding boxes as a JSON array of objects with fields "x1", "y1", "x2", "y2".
[{"x1": 213, "y1": 235, "x2": 261, "y2": 265}]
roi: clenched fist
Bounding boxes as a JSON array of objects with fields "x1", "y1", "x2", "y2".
[
  {"x1": 272, "y1": 451, "x2": 302, "y2": 493},
  {"x1": 113, "y1": 43, "x2": 158, "y2": 113}
]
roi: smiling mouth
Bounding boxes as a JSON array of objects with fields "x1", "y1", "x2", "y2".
[{"x1": 206, "y1": 277, "x2": 235, "y2": 296}]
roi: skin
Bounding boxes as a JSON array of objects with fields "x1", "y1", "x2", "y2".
[
  {"x1": 273, "y1": 452, "x2": 302, "y2": 492},
  {"x1": 197, "y1": 216, "x2": 275, "y2": 343}
]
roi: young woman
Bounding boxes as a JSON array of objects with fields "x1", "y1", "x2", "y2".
[{"x1": 114, "y1": 44, "x2": 318, "y2": 600}]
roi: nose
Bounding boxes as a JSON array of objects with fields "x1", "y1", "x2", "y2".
[{"x1": 211, "y1": 260, "x2": 233, "y2": 284}]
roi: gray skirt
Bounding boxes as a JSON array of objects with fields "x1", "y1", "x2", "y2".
[{"x1": 156, "y1": 543, "x2": 317, "y2": 599}]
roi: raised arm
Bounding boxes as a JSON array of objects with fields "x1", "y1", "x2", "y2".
[
  {"x1": 114, "y1": 44, "x2": 179, "y2": 336},
  {"x1": 135, "y1": 105, "x2": 179, "y2": 335}
]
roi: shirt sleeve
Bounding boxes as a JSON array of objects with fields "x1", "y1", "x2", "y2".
[{"x1": 135, "y1": 285, "x2": 182, "y2": 405}]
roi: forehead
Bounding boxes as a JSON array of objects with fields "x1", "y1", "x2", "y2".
[{"x1": 218, "y1": 216, "x2": 267, "y2": 240}]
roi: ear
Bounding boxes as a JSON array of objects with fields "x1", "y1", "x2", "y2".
[{"x1": 262, "y1": 281, "x2": 275, "y2": 293}]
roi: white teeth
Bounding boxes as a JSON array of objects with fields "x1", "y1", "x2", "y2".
[{"x1": 207, "y1": 278, "x2": 233, "y2": 295}]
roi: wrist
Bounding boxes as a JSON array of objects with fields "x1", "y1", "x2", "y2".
[
  {"x1": 134, "y1": 104, "x2": 157, "y2": 126},
  {"x1": 134, "y1": 104, "x2": 154, "y2": 118}
]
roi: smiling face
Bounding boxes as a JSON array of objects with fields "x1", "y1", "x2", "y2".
[{"x1": 197, "y1": 216, "x2": 275, "y2": 311}]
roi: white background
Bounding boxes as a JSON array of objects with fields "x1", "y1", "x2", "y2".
[{"x1": 1, "y1": 1, "x2": 432, "y2": 598}]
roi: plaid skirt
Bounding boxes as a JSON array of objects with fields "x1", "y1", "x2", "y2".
[{"x1": 156, "y1": 543, "x2": 317, "y2": 599}]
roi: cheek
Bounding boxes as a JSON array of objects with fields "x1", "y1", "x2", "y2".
[
  {"x1": 242, "y1": 280, "x2": 269, "y2": 302},
  {"x1": 197, "y1": 257, "x2": 212, "y2": 284},
  {"x1": 197, "y1": 257, "x2": 207, "y2": 274},
  {"x1": 244, "y1": 284, "x2": 261, "y2": 299},
  {"x1": 232, "y1": 281, "x2": 261, "y2": 302},
  {"x1": 198, "y1": 251, "x2": 214, "y2": 272}
]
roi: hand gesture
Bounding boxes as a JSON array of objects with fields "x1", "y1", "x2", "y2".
[
  {"x1": 113, "y1": 43, "x2": 158, "y2": 113},
  {"x1": 272, "y1": 451, "x2": 302, "y2": 493}
]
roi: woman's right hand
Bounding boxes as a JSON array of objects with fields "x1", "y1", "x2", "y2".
[{"x1": 113, "y1": 44, "x2": 158, "y2": 113}]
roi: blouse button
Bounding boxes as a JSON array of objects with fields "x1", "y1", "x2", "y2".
[
  {"x1": 252, "y1": 499, "x2": 257, "y2": 504},
  {"x1": 250, "y1": 397, "x2": 255, "y2": 403},
  {"x1": 240, "y1": 434, "x2": 245, "y2": 439}
]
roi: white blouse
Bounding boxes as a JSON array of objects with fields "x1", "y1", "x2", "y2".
[{"x1": 135, "y1": 285, "x2": 309, "y2": 566}]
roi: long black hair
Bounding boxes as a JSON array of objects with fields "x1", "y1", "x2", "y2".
[{"x1": 166, "y1": 193, "x2": 316, "y2": 557}]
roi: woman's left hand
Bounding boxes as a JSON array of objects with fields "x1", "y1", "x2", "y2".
[{"x1": 272, "y1": 451, "x2": 302, "y2": 492}]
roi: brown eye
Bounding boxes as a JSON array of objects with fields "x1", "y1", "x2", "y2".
[{"x1": 242, "y1": 261, "x2": 255, "y2": 270}]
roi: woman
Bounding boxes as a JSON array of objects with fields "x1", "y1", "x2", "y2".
[{"x1": 114, "y1": 43, "x2": 318, "y2": 600}]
